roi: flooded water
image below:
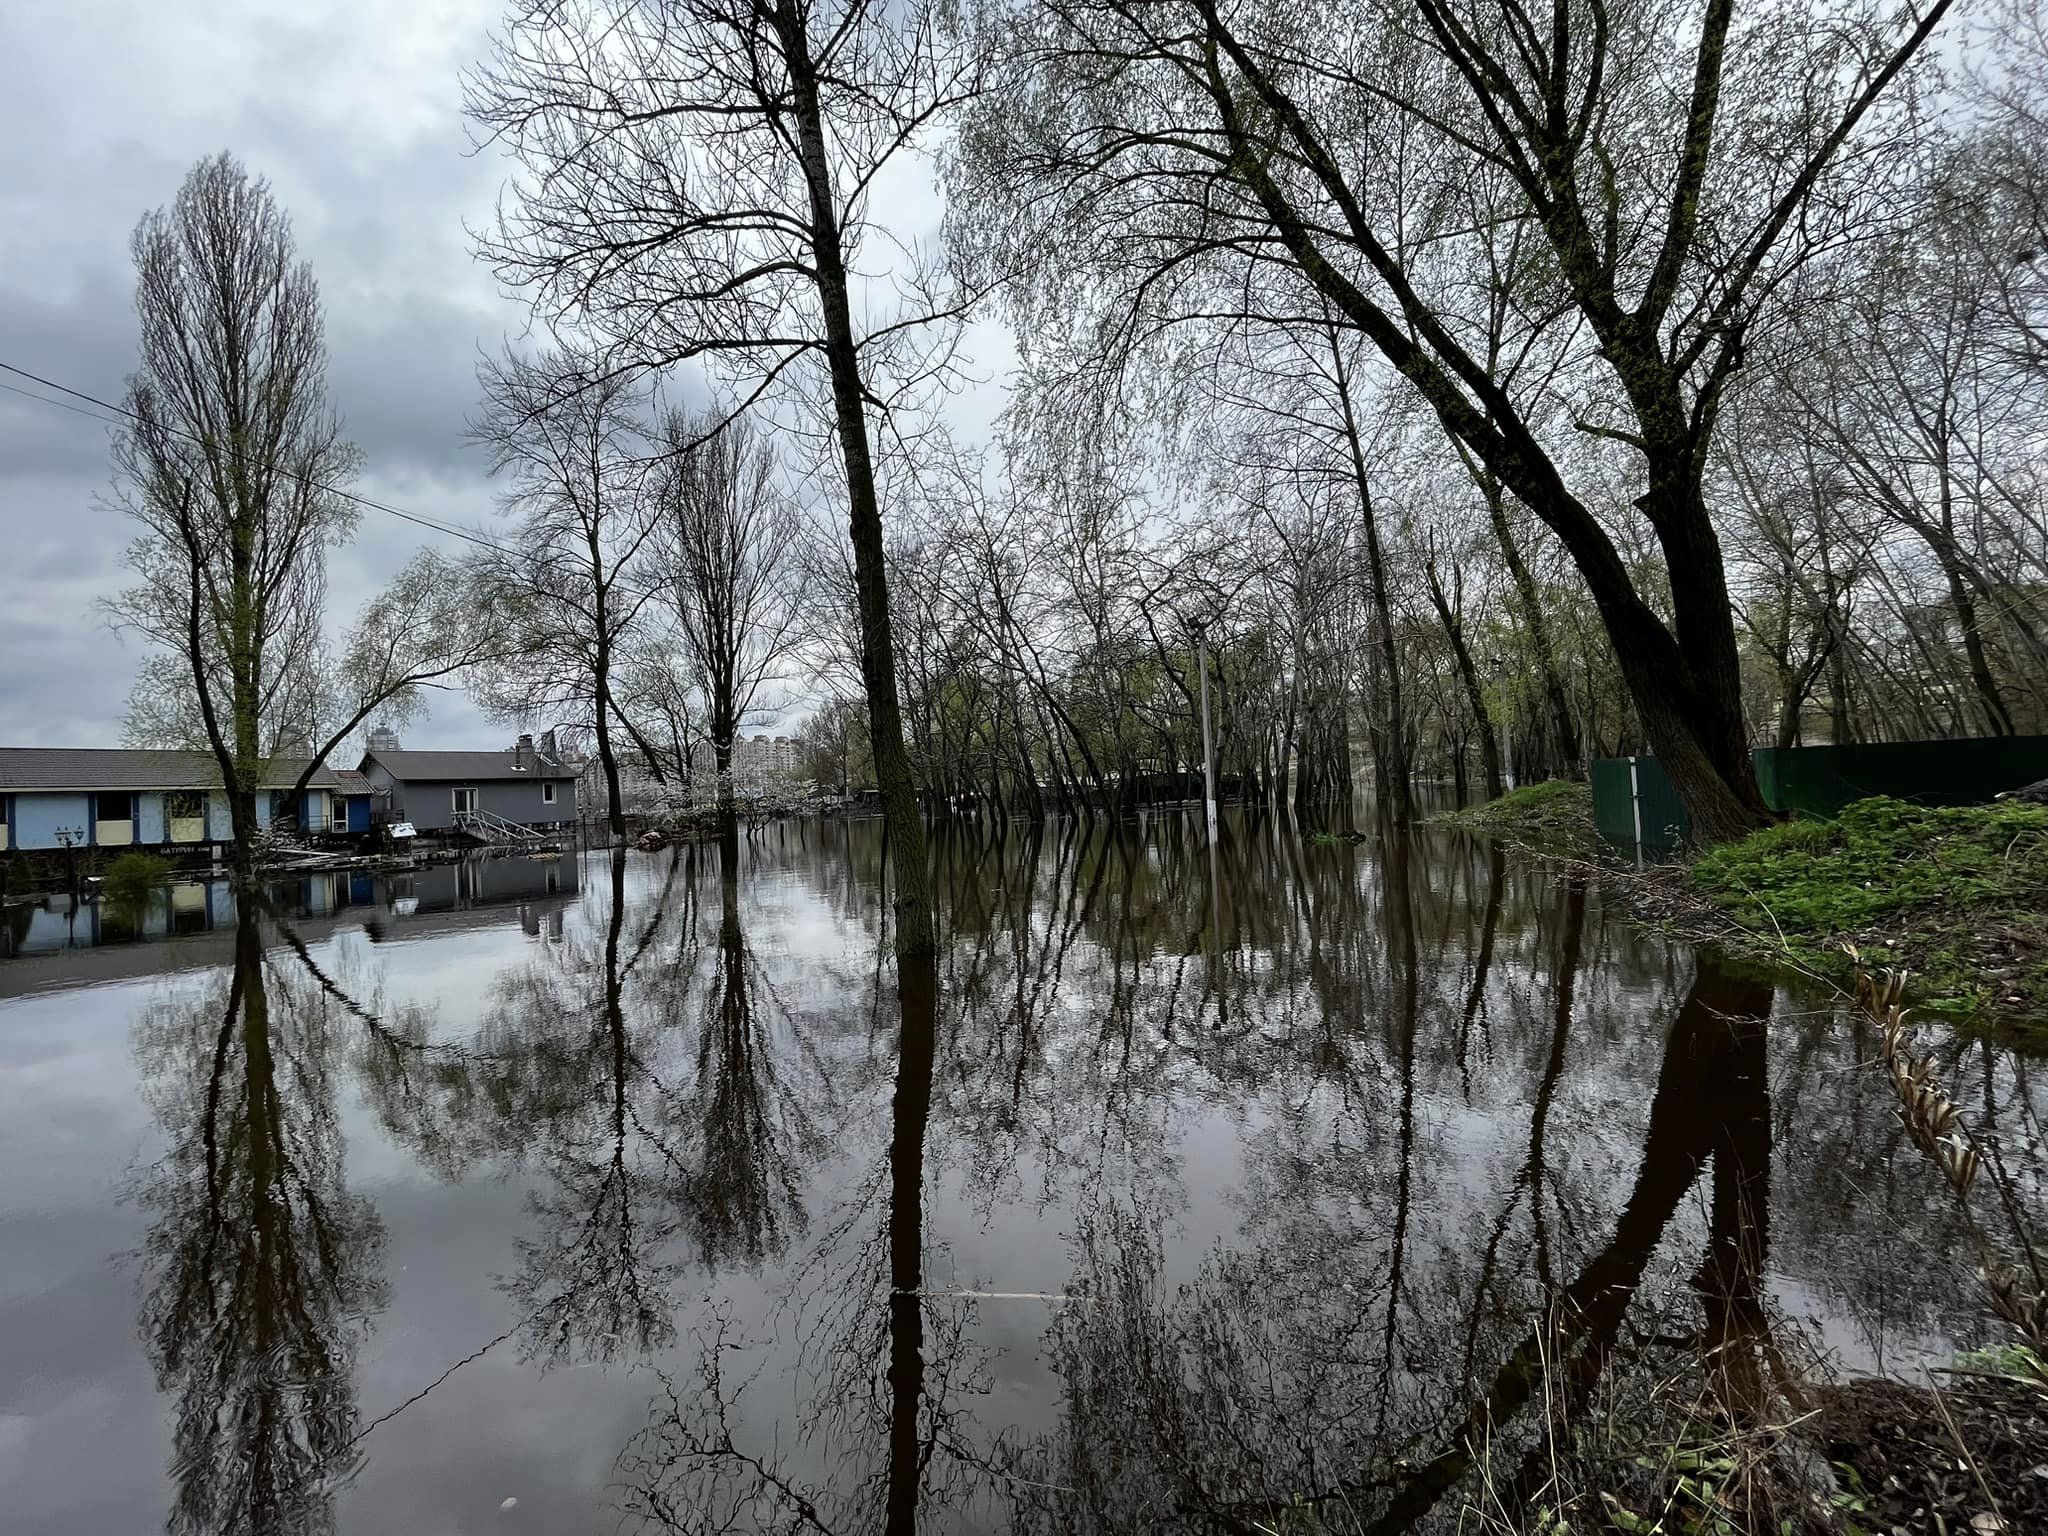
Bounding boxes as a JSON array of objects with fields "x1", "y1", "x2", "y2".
[{"x1": 1, "y1": 816, "x2": 2040, "y2": 1534}]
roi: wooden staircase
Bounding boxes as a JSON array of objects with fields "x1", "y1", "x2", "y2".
[{"x1": 453, "y1": 807, "x2": 549, "y2": 846}]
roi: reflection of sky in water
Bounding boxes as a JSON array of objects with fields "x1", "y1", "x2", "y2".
[{"x1": 0, "y1": 820, "x2": 2038, "y2": 1535}]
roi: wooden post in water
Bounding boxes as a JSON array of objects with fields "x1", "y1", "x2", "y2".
[{"x1": 1198, "y1": 630, "x2": 1219, "y2": 844}]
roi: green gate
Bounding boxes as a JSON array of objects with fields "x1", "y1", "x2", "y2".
[
  {"x1": 1593, "y1": 734, "x2": 2048, "y2": 849},
  {"x1": 1590, "y1": 755, "x2": 1694, "y2": 850}
]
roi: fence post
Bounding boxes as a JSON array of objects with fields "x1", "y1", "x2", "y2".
[{"x1": 1628, "y1": 755, "x2": 1645, "y2": 863}]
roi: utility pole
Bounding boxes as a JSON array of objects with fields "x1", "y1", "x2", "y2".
[{"x1": 1197, "y1": 629, "x2": 1219, "y2": 843}]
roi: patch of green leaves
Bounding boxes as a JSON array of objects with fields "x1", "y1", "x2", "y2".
[
  {"x1": 1688, "y1": 796, "x2": 2048, "y2": 1015},
  {"x1": 102, "y1": 851, "x2": 172, "y2": 910}
]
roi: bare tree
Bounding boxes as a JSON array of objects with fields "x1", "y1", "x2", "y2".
[
  {"x1": 659, "y1": 410, "x2": 805, "y2": 816},
  {"x1": 107, "y1": 152, "x2": 360, "y2": 873},
  {"x1": 468, "y1": 0, "x2": 983, "y2": 953},
  {"x1": 469, "y1": 346, "x2": 667, "y2": 839},
  {"x1": 956, "y1": 0, "x2": 1957, "y2": 839},
  {"x1": 287, "y1": 550, "x2": 517, "y2": 801}
]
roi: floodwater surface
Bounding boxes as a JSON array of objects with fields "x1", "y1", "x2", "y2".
[{"x1": 0, "y1": 815, "x2": 2041, "y2": 1534}]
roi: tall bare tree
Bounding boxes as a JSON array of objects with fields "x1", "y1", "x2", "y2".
[
  {"x1": 108, "y1": 152, "x2": 360, "y2": 873},
  {"x1": 470, "y1": 346, "x2": 667, "y2": 839},
  {"x1": 659, "y1": 410, "x2": 805, "y2": 816},
  {"x1": 468, "y1": 0, "x2": 982, "y2": 952}
]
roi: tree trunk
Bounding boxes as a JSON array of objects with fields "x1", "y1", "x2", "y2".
[
  {"x1": 1424, "y1": 557, "x2": 1504, "y2": 801},
  {"x1": 780, "y1": 5, "x2": 932, "y2": 956},
  {"x1": 1328, "y1": 329, "x2": 1411, "y2": 823},
  {"x1": 1940, "y1": 560, "x2": 2014, "y2": 736},
  {"x1": 714, "y1": 730, "x2": 736, "y2": 817},
  {"x1": 1485, "y1": 481, "x2": 1581, "y2": 780}
]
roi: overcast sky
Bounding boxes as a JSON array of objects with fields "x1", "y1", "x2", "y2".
[{"x1": 2, "y1": 0, "x2": 983, "y2": 752}]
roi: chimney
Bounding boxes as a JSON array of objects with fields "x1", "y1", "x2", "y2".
[{"x1": 516, "y1": 732, "x2": 533, "y2": 769}]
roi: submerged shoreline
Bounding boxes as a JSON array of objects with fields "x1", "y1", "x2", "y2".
[{"x1": 1433, "y1": 783, "x2": 2048, "y2": 1029}]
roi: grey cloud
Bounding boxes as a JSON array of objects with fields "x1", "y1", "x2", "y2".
[{"x1": 0, "y1": 1, "x2": 526, "y2": 746}]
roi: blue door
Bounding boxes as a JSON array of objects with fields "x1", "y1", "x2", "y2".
[{"x1": 347, "y1": 796, "x2": 371, "y2": 834}]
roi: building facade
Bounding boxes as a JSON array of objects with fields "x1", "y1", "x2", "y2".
[
  {"x1": 0, "y1": 748, "x2": 371, "y2": 853},
  {"x1": 357, "y1": 735, "x2": 578, "y2": 832}
]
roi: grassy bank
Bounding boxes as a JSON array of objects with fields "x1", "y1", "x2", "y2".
[
  {"x1": 1687, "y1": 796, "x2": 2048, "y2": 1018},
  {"x1": 1432, "y1": 778, "x2": 2047, "y2": 1019},
  {"x1": 1427, "y1": 779, "x2": 1594, "y2": 849}
]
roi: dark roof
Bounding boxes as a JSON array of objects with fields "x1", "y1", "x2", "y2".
[
  {"x1": 0, "y1": 748, "x2": 353, "y2": 793},
  {"x1": 361, "y1": 748, "x2": 576, "y2": 782}
]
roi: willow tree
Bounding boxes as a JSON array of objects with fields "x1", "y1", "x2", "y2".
[
  {"x1": 956, "y1": 0, "x2": 1956, "y2": 840},
  {"x1": 468, "y1": 0, "x2": 980, "y2": 952},
  {"x1": 109, "y1": 152, "x2": 360, "y2": 871}
]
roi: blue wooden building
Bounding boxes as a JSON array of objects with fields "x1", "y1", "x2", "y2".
[{"x1": 0, "y1": 748, "x2": 373, "y2": 852}]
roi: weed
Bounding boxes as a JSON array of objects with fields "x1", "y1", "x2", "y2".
[{"x1": 1430, "y1": 781, "x2": 1594, "y2": 849}]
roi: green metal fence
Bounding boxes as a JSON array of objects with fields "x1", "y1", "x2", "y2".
[
  {"x1": 1751, "y1": 735, "x2": 2048, "y2": 819},
  {"x1": 1592, "y1": 734, "x2": 2048, "y2": 849},
  {"x1": 1590, "y1": 755, "x2": 1695, "y2": 850}
]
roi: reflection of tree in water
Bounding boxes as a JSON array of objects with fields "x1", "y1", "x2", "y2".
[
  {"x1": 472, "y1": 840, "x2": 832, "y2": 1366},
  {"x1": 614, "y1": 945, "x2": 1003, "y2": 1535},
  {"x1": 146, "y1": 814, "x2": 2033, "y2": 1533},
  {"x1": 130, "y1": 919, "x2": 388, "y2": 1536},
  {"x1": 666, "y1": 829, "x2": 825, "y2": 1268},
  {"x1": 992, "y1": 936, "x2": 1787, "y2": 1534},
  {"x1": 496, "y1": 847, "x2": 690, "y2": 1365},
  {"x1": 584, "y1": 816, "x2": 2048, "y2": 1533}
]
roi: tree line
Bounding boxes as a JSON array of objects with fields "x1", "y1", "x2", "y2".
[{"x1": 110, "y1": 0, "x2": 2048, "y2": 911}]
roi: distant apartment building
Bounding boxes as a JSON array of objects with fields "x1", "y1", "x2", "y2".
[{"x1": 687, "y1": 733, "x2": 801, "y2": 791}]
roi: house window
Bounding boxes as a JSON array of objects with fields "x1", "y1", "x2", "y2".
[
  {"x1": 452, "y1": 787, "x2": 478, "y2": 816},
  {"x1": 166, "y1": 791, "x2": 205, "y2": 842},
  {"x1": 541, "y1": 781, "x2": 557, "y2": 805},
  {"x1": 94, "y1": 792, "x2": 132, "y2": 823}
]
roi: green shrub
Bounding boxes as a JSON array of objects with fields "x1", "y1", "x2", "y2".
[{"x1": 103, "y1": 851, "x2": 173, "y2": 910}]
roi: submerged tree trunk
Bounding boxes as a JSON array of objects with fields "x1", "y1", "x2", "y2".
[
  {"x1": 886, "y1": 942, "x2": 937, "y2": 1532},
  {"x1": 780, "y1": 5, "x2": 932, "y2": 956}
]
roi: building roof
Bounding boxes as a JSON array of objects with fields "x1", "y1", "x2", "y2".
[
  {"x1": 360, "y1": 748, "x2": 577, "y2": 782},
  {"x1": 0, "y1": 747, "x2": 358, "y2": 793}
]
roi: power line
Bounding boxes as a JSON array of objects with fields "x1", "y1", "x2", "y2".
[
  {"x1": 0, "y1": 357, "x2": 512, "y2": 554},
  {"x1": 0, "y1": 376, "x2": 128, "y2": 425}
]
